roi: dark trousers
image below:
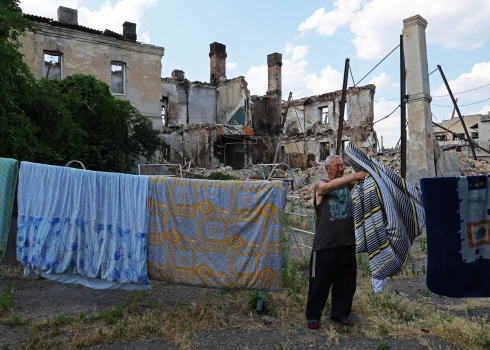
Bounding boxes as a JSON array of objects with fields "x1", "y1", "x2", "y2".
[{"x1": 305, "y1": 245, "x2": 357, "y2": 321}]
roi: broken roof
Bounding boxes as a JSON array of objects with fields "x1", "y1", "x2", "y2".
[
  {"x1": 433, "y1": 115, "x2": 480, "y2": 135},
  {"x1": 24, "y1": 14, "x2": 139, "y2": 43},
  {"x1": 282, "y1": 84, "x2": 376, "y2": 107}
]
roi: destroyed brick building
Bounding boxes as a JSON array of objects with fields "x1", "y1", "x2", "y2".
[
  {"x1": 160, "y1": 43, "x2": 285, "y2": 169},
  {"x1": 160, "y1": 43, "x2": 377, "y2": 170},
  {"x1": 17, "y1": 4, "x2": 378, "y2": 172},
  {"x1": 281, "y1": 85, "x2": 377, "y2": 168},
  {"x1": 18, "y1": 6, "x2": 165, "y2": 128}
]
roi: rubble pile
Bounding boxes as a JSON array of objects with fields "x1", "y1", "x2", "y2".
[
  {"x1": 456, "y1": 152, "x2": 490, "y2": 175},
  {"x1": 193, "y1": 150, "x2": 490, "y2": 209}
]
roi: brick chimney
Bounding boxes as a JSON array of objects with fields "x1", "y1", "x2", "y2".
[
  {"x1": 123, "y1": 22, "x2": 137, "y2": 41},
  {"x1": 209, "y1": 42, "x2": 227, "y2": 85},
  {"x1": 171, "y1": 70, "x2": 185, "y2": 81},
  {"x1": 57, "y1": 6, "x2": 78, "y2": 25},
  {"x1": 267, "y1": 53, "x2": 282, "y2": 94}
]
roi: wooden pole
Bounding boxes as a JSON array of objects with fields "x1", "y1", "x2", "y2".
[
  {"x1": 273, "y1": 92, "x2": 293, "y2": 164},
  {"x1": 336, "y1": 58, "x2": 350, "y2": 155},
  {"x1": 400, "y1": 34, "x2": 407, "y2": 179},
  {"x1": 437, "y1": 65, "x2": 477, "y2": 160}
]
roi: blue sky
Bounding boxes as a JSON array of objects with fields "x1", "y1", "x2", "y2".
[{"x1": 21, "y1": 0, "x2": 490, "y2": 147}]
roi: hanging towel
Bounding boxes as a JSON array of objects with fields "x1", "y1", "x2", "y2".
[
  {"x1": 421, "y1": 176, "x2": 490, "y2": 298},
  {"x1": 17, "y1": 162, "x2": 150, "y2": 290},
  {"x1": 147, "y1": 177, "x2": 287, "y2": 291},
  {"x1": 344, "y1": 144, "x2": 425, "y2": 280},
  {"x1": 0, "y1": 158, "x2": 19, "y2": 260}
]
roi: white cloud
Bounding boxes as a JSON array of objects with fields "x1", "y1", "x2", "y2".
[
  {"x1": 20, "y1": 0, "x2": 157, "y2": 42},
  {"x1": 298, "y1": 0, "x2": 362, "y2": 36},
  {"x1": 305, "y1": 66, "x2": 343, "y2": 95},
  {"x1": 245, "y1": 65, "x2": 267, "y2": 96},
  {"x1": 373, "y1": 99, "x2": 401, "y2": 147},
  {"x1": 299, "y1": 0, "x2": 490, "y2": 59},
  {"x1": 432, "y1": 61, "x2": 490, "y2": 99},
  {"x1": 368, "y1": 72, "x2": 392, "y2": 91},
  {"x1": 284, "y1": 42, "x2": 309, "y2": 62},
  {"x1": 226, "y1": 62, "x2": 238, "y2": 69},
  {"x1": 392, "y1": 82, "x2": 400, "y2": 88}
]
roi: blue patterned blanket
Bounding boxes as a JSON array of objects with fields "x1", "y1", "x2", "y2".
[
  {"x1": 421, "y1": 176, "x2": 490, "y2": 297},
  {"x1": 147, "y1": 177, "x2": 287, "y2": 291},
  {"x1": 17, "y1": 162, "x2": 150, "y2": 290},
  {"x1": 0, "y1": 158, "x2": 19, "y2": 260}
]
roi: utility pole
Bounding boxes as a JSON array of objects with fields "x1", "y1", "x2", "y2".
[
  {"x1": 336, "y1": 58, "x2": 350, "y2": 155},
  {"x1": 400, "y1": 34, "x2": 407, "y2": 179},
  {"x1": 273, "y1": 92, "x2": 293, "y2": 164},
  {"x1": 437, "y1": 65, "x2": 477, "y2": 160}
]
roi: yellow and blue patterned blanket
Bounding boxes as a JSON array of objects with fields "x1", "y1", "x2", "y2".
[
  {"x1": 0, "y1": 158, "x2": 19, "y2": 260},
  {"x1": 147, "y1": 177, "x2": 287, "y2": 291}
]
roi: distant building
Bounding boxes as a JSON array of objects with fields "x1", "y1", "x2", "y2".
[
  {"x1": 18, "y1": 6, "x2": 165, "y2": 128},
  {"x1": 433, "y1": 115, "x2": 480, "y2": 146}
]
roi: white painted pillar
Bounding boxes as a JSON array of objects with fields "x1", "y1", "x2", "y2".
[{"x1": 403, "y1": 15, "x2": 437, "y2": 185}]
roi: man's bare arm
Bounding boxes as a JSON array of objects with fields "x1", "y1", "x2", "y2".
[{"x1": 315, "y1": 171, "x2": 367, "y2": 195}]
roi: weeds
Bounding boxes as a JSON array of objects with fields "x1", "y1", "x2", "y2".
[
  {"x1": 418, "y1": 237, "x2": 427, "y2": 253},
  {"x1": 357, "y1": 253, "x2": 371, "y2": 277},
  {"x1": 53, "y1": 313, "x2": 74, "y2": 326},
  {"x1": 0, "y1": 282, "x2": 14, "y2": 314},
  {"x1": 377, "y1": 341, "x2": 389, "y2": 350}
]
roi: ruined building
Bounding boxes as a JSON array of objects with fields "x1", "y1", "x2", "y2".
[
  {"x1": 160, "y1": 42, "x2": 377, "y2": 170},
  {"x1": 160, "y1": 43, "x2": 283, "y2": 169},
  {"x1": 19, "y1": 6, "x2": 165, "y2": 128},
  {"x1": 281, "y1": 85, "x2": 377, "y2": 168}
]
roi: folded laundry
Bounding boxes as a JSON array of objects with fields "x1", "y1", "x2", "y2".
[
  {"x1": 421, "y1": 176, "x2": 490, "y2": 298},
  {"x1": 0, "y1": 158, "x2": 19, "y2": 260},
  {"x1": 147, "y1": 177, "x2": 287, "y2": 291},
  {"x1": 17, "y1": 162, "x2": 150, "y2": 290},
  {"x1": 345, "y1": 144, "x2": 425, "y2": 280}
]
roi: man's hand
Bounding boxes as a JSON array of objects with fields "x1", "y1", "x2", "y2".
[
  {"x1": 348, "y1": 170, "x2": 367, "y2": 189},
  {"x1": 354, "y1": 170, "x2": 367, "y2": 181}
]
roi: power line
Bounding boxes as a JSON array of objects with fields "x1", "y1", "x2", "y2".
[
  {"x1": 432, "y1": 83, "x2": 490, "y2": 98},
  {"x1": 432, "y1": 97, "x2": 490, "y2": 108},
  {"x1": 429, "y1": 67, "x2": 438, "y2": 76},
  {"x1": 355, "y1": 44, "x2": 400, "y2": 87},
  {"x1": 374, "y1": 83, "x2": 490, "y2": 102},
  {"x1": 373, "y1": 105, "x2": 400, "y2": 124}
]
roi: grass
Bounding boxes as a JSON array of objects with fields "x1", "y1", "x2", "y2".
[
  {"x1": 2, "y1": 231, "x2": 490, "y2": 349},
  {"x1": 0, "y1": 282, "x2": 14, "y2": 314}
]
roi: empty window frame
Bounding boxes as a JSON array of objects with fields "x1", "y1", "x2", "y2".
[
  {"x1": 161, "y1": 97, "x2": 169, "y2": 127},
  {"x1": 44, "y1": 52, "x2": 62, "y2": 80},
  {"x1": 319, "y1": 106, "x2": 329, "y2": 124},
  {"x1": 111, "y1": 62, "x2": 126, "y2": 94}
]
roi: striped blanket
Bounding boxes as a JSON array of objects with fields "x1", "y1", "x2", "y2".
[{"x1": 344, "y1": 145, "x2": 425, "y2": 279}]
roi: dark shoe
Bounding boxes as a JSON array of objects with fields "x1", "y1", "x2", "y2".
[
  {"x1": 331, "y1": 316, "x2": 355, "y2": 327},
  {"x1": 307, "y1": 320, "x2": 319, "y2": 329}
]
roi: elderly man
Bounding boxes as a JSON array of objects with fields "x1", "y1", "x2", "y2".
[{"x1": 306, "y1": 154, "x2": 366, "y2": 330}]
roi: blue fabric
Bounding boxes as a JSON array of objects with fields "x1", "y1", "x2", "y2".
[
  {"x1": 421, "y1": 176, "x2": 490, "y2": 298},
  {"x1": 0, "y1": 158, "x2": 19, "y2": 260},
  {"x1": 17, "y1": 162, "x2": 150, "y2": 290},
  {"x1": 147, "y1": 177, "x2": 287, "y2": 291}
]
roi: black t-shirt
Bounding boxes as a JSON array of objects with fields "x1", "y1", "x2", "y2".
[{"x1": 312, "y1": 180, "x2": 355, "y2": 250}]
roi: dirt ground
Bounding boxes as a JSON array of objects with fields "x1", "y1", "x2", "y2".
[{"x1": 1, "y1": 216, "x2": 487, "y2": 350}]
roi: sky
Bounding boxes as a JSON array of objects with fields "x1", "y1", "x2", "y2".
[{"x1": 20, "y1": 0, "x2": 490, "y2": 147}]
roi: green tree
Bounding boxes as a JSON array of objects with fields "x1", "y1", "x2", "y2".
[
  {"x1": 32, "y1": 74, "x2": 164, "y2": 173},
  {"x1": 0, "y1": 0, "x2": 38, "y2": 160},
  {"x1": 0, "y1": 0, "x2": 164, "y2": 173}
]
